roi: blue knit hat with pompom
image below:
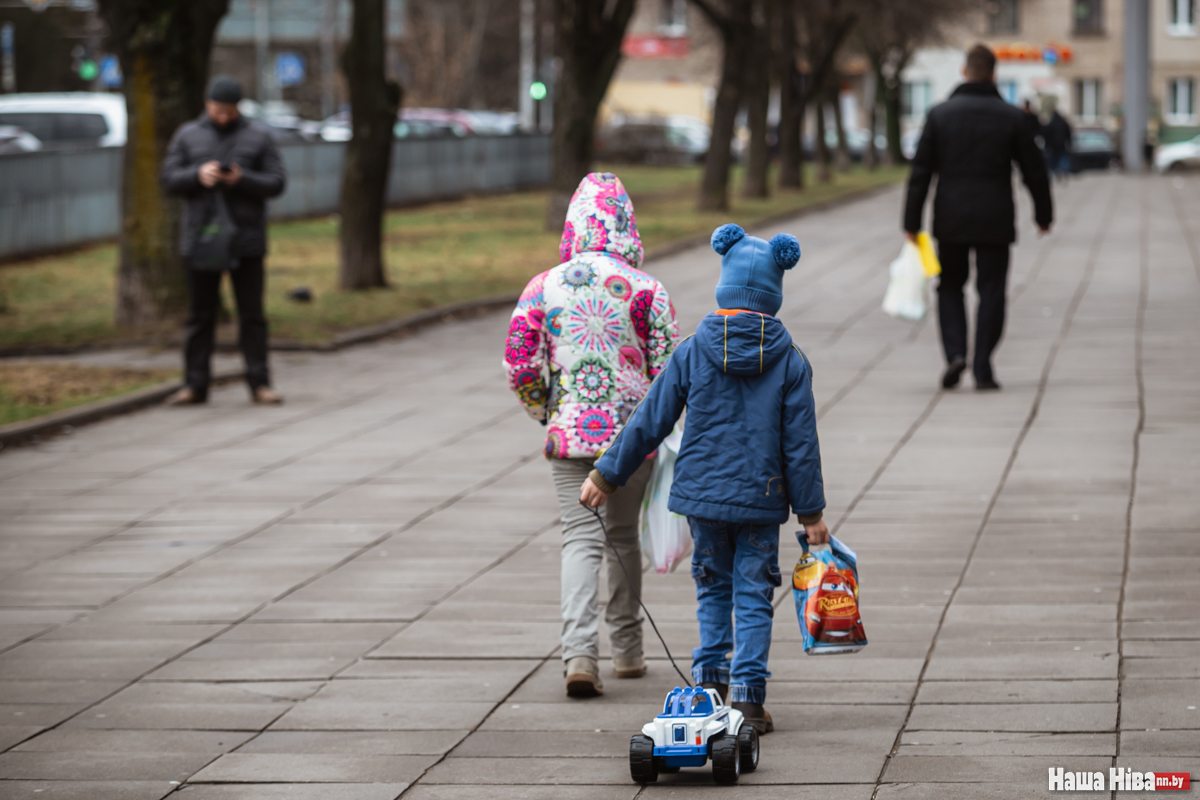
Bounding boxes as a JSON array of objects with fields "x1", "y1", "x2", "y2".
[{"x1": 710, "y1": 223, "x2": 800, "y2": 315}]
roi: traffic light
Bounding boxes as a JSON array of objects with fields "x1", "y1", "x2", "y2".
[{"x1": 529, "y1": 81, "x2": 547, "y2": 101}]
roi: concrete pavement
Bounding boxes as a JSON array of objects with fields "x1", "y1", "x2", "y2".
[{"x1": 1, "y1": 172, "x2": 1198, "y2": 799}]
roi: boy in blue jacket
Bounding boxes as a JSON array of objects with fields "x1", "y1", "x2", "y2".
[{"x1": 580, "y1": 223, "x2": 828, "y2": 735}]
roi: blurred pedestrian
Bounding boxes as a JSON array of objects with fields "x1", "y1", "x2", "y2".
[
  {"x1": 903, "y1": 44, "x2": 1052, "y2": 391},
  {"x1": 1021, "y1": 99, "x2": 1043, "y2": 149},
  {"x1": 161, "y1": 75, "x2": 287, "y2": 406},
  {"x1": 503, "y1": 172, "x2": 679, "y2": 698},
  {"x1": 1043, "y1": 108, "x2": 1074, "y2": 182}
]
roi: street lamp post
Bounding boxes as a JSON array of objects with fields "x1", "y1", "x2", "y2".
[{"x1": 1123, "y1": 0, "x2": 1149, "y2": 171}]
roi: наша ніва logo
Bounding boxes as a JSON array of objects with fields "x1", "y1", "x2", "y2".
[{"x1": 1049, "y1": 768, "x2": 1190, "y2": 791}]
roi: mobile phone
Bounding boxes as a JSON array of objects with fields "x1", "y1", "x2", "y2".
[{"x1": 219, "y1": 163, "x2": 232, "y2": 173}]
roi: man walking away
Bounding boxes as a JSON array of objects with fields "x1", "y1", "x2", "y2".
[
  {"x1": 1021, "y1": 99, "x2": 1043, "y2": 149},
  {"x1": 1043, "y1": 108, "x2": 1073, "y2": 182},
  {"x1": 904, "y1": 44, "x2": 1052, "y2": 391},
  {"x1": 161, "y1": 76, "x2": 287, "y2": 406}
]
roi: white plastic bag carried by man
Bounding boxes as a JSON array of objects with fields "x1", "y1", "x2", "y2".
[
  {"x1": 639, "y1": 425, "x2": 691, "y2": 574},
  {"x1": 882, "y1": 231, "x2": 940, "y2": 321}
]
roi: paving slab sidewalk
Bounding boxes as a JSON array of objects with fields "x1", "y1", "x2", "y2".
[{"x1": 1, "y1": 173, "x2": 1198, "y2": 799}]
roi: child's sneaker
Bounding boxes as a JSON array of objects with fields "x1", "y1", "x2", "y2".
[
  {"x1": 732, "y1": 702, "x2": 775, "y2": 735},
  {"x1": 565, "y1": 656, "x2": 604, "y2": 698}
]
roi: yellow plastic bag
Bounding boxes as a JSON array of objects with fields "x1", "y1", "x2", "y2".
[{"x1": 916, "y1": 231, "x2": 941, "y2": 278}]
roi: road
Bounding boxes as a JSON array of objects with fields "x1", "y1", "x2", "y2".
[{"x1": 1, "y1": 173, "x2": 1198, "y2": 799}]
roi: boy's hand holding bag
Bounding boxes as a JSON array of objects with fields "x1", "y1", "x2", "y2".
[{"x1": 792, "y1": 532, "x2": 868, "y2": 655}]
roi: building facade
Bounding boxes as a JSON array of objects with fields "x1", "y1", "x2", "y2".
[{"x1": 902, "y1": 0, "x2": 1200, "y2": 145}]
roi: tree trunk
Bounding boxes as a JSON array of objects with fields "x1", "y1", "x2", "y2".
[
  {"x1": 96, "y1": 0, "x2": 230, "y2": 327},
  {"x1": 339, "y1": 0, "x2": 403, "y2": 290},
  {"x1": 863, "y1": 65, "x2": 880, "y2": 169},
  {"x1": 831, "y1": 76, "x2": 851, "y2": 173},
  {"x1": 694, "y1": 0, "x2": 752, "y2": 211},
  {"x1": 815, "y1": 92, "x2": 832, "y2": 183},
  {"x1": 775, "y1": 0, "x2": 802, "y2": 190},
  {"x1": 882, "y1": 70, "x2": 904, "y2": 165},
  {"x1": 544, "y1": 0, "x2": 637, "y2": 231},
  {"x1": 741, "y1": 0, "x2": 770, "y2": 199}
]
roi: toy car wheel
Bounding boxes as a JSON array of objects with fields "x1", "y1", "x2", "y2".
[
  {"x1": 629, "y1": 734, "x2": 658, "y2": 784},
  {"x1": 737, "y1": 724, "x2": 759, "y2": 772},
  {"x1": 710, "y1": 732, "x2": 741, "y2": 784}
]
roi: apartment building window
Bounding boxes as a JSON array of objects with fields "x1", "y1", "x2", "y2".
[
  {"x1": 987, "y1": 0, "x2": 1020, "y2": 32},
  {"x1": 901, "y1": 80, "x2": 933, "y2": 120},
  {"x1": 1075, "y1": 79, "x2": 1102, "y2": 122},
  {"x1": 1166, "y1": 78, "x2": 1197, "y2": 123},
  {"x1": 1168, "y1": 0, "x2": 1196, "y2": 34},
  {"x1": 659, "y1": 0, "x2": 687, "y2": 36},
  {"x1": 1073, "y1": 0, "x2": 1104, "y2": 34}
]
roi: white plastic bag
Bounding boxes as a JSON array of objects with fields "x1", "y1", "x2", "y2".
[
  {"x1": 882, "y1": 241, "x2": 928, "y2": 321},
  {"x1": 639, "y1": 426, "x2": 692, "y2": 575}
]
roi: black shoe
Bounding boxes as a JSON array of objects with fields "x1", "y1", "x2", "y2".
[
  {"x1": 732, "y1": 701, "x2": 774, "y2": 735},
  {"x1": 700, "y1": 682, "x2": 729, "y2": 703},
  {"x1": 976, "y1": 378, "x2": 1002, "y2": 391},
  {"x1": 941, "y1": 357, "x2": 967, "y2": 389}
]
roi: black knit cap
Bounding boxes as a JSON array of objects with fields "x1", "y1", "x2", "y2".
[{"x1": 207, "y1": 75, "x2": 243, "y2": 104}]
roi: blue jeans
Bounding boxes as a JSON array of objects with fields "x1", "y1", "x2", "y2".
[{"x1": 687, "y1": 517, "x2": 782, "y2": 704}]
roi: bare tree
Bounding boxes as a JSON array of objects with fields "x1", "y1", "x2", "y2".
[
  {"x1": 856, "y1": 0, "x2": 975, "y2": 164},
  {"x1": 339, "y1": 0, "x2": 403, "y2": 290},
  {"x1": 741, "y1": 0, "x2": 770, "y2": 199},
  {"x1": 690, "y1": 0, "x2": 753, "y2": 211},
  {"x1": 96, "y1": 0, "x2": 230, "y2": 326},
  {"x1": 405, "y1": 0, "x2": 491, "y2": 108},
  {"x1": 544, "y1": 0, "x2": 637, "y2": 230},
  {"x1": 773, "y1": 0, "x2": 804, "y2": 189}
]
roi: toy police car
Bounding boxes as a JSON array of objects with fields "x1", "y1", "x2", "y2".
[{"x1": 629, "y1": 686, "x2": 759, "y2": 784}]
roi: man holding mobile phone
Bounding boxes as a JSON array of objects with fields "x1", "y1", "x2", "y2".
[{"x1": 161, "y1": 75, "x2": 287, "y2": 406}]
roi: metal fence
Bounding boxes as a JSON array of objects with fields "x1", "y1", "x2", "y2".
[{"x1": 0, "y1": 133, "x2": 551, "y2": 261}]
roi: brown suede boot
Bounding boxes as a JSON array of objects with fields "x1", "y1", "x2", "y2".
[
  {"x1": 732, "y1": 701, "x2": 774, "y2": 734},
  {"x1": 564, "y1": 656, "x2": 603, "y2": 698}
]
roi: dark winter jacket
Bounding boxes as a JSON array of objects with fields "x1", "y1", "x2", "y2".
[
  {"x1": 594, "y1": 310, "x2": 825, "y2": 525},
  {"x1": 160, "y1": 114, "x2": 287, "y2": 260},
  {"x1": 903, "y1": 82, "x2": 1052, "y2": 245},
  {"x1": 1042, "y1": 111, "x2": 1073, "y2": 155}
]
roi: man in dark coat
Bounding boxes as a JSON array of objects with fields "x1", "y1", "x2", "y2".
[
  {"x1": 903, "y1": 44, "x2": 1053, "y2": 390},
  {"x1": 1042, "y1": 108, "x2": 1073, "y2": 181},
  {"x1": 160, "y1": 76, "x2": 287, "y2": 405}
]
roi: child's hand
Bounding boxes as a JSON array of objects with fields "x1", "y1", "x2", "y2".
[
  {"x1": 580, "y1": 479, "x2": 609, "y2": 509},
  {"x1": 804, "y1": 519, "x2": 830, "y2": 545}
]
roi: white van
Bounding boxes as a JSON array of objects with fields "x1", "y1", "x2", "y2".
[{"x1": 0, "y1": 92, "x2": 127, "y2": 147}]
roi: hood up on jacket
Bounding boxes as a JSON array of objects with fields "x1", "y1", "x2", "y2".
[
  {"x1": 693, "y1": 310, "x2": 794, "y2": 377},
  {"x1": 558, "y1": 172, "x2": 644, "y2": 269}
]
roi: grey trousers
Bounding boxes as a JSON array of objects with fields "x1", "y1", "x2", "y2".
[{"x1": 550, "y1": 457, "x2": 653, "y2": 663}]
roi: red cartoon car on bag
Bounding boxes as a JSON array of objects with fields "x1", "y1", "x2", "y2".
[{"x1": 803, "y1": 566, "x2": 866, "y2": 645}]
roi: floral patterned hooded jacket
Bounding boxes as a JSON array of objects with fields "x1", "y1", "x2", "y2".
[{"x1": 504, "y1": 172, "x2": 679, "y2": 459}]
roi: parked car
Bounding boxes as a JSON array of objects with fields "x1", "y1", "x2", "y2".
[
  {"x1": 1070, "y1": 128, "x2": 1121, "y2": 172},
  {"x1": 0, "y1": 92, "x2": 126, "y2": 147},
  {"x1": 0, "y1": 125, "x2": 42, "y2": 154},
  {"x1": 596, "y1": 114, "x2": 710, "y2": 165},
  {"x1": 1155, "y1": 133, "x2": 1200, "y2": 173},
  {"x1": 318, "y1": 107, "x2": 477, "y2": 142}
]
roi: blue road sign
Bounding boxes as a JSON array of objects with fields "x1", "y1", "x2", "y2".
[
  {"x1": 100, "y1": 55, "x2": 122, "y2": 88},
  {"x1": 275, "y1": 53, "x2": 306, "y2": 87}
]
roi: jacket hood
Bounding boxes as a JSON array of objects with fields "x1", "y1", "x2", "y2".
[
  {"x1": 559, "y1": 172, "x2": 643, "y2": 268},
  {"x1": 694, "y1": 311, "x2": 793, "y2": 377}
]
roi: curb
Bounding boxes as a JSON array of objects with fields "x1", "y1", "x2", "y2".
[{"x1": 0, "y1": 369, "x2": 244, "y2": 450}]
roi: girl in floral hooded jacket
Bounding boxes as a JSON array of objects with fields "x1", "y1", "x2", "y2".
[
  {"x1": 504, "y1": 172, "x2": 679, "y2": 697},
  {"x1": 504, "y1": 172, "x2": 679, "y2": 458}
]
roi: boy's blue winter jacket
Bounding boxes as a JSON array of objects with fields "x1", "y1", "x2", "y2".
[{"x1": 595, "y1": 310, "x2": 824, "y2": 525}]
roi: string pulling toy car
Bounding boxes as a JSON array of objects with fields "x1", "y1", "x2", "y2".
[{"x1": 629, "y1": 686, "x2": 759, "y2": 784}]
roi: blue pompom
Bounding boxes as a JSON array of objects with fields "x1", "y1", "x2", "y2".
[
  {"x1": 769, "y1": 233, "x2": 801, "y2": 270},
  {"x1": 711, "y1": 223, "x2": 745, "y2": 256}
]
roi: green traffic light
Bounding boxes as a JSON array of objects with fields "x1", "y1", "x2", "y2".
[
  {"x1": 529, "y1": 81, "x2": 547, "y2": 101},
  {"x1": 79, "y1": 59, "x2": 98, "y2": 80}
]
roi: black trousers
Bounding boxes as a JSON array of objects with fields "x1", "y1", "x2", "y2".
[
  {"x1": 184, "y1": 257, "x2": 270, "y2": 398},
  {"x1": 936, "y1": 242, "x2": 1010, "y2": 383}
]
